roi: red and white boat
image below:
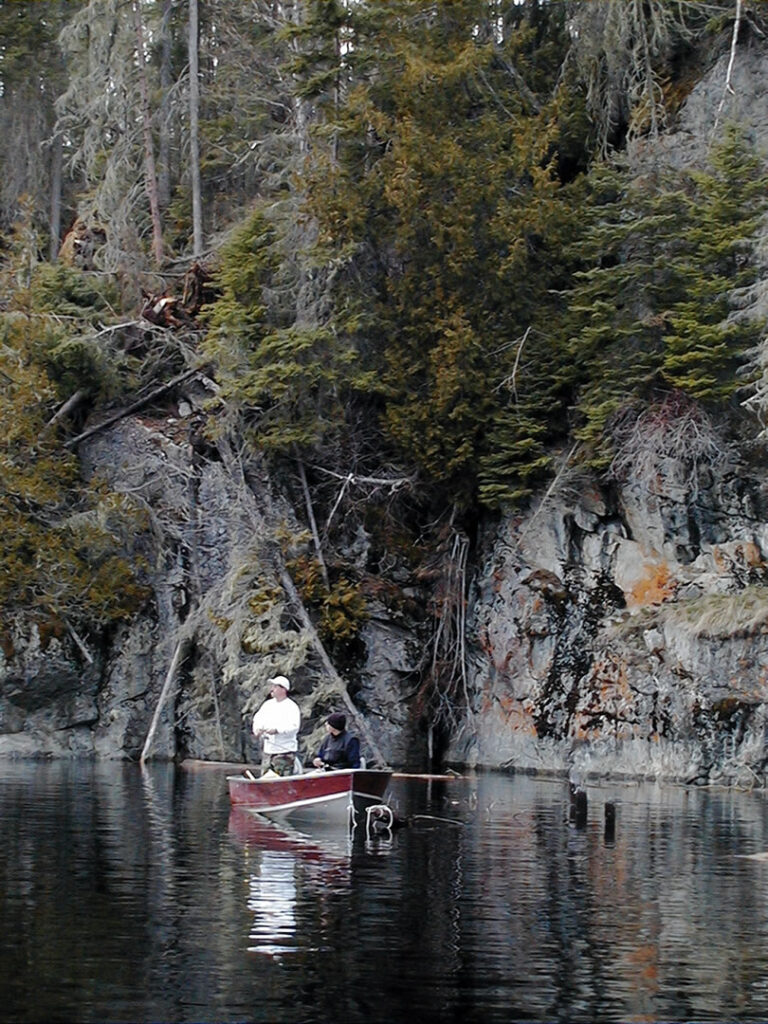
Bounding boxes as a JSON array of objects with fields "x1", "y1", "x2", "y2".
[{"x1": 227, "y1": 767, "x2": 393, "y2": 827}]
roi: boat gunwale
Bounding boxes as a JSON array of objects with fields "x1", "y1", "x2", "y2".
[{"x1": 226, "y1": 767, "x2": 391, "y2": 783}]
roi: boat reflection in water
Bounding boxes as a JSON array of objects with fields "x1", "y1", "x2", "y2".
[{"x1": 228, "y1": 807, "x2": 394, "y2": 958}]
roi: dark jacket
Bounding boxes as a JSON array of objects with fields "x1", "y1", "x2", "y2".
[{"x1": 316, "y1": 730, "x2": 361, "y2": 769}]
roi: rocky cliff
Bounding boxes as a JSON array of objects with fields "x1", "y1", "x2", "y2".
[
  {"x1": 444, "y1": 37, "x2": 768, "y2": 785},
  {"x1": 4, "y1": 35, "x2": 768, "y2": 784}
]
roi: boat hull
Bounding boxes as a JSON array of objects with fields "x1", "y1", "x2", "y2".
[{"x1": 227, "y1": 768, "x2": 392, "y2": 827}]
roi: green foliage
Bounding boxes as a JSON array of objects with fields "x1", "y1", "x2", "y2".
[
  {"x1": 283, "y1": 0, "x2": 585, "y2": 508},
  {"x1": 661, "y1": 125, "x2": 768, "y2": 400},
  {"x1": 26, "y1": 262, "x2": 120, "y2": 398},
  {"x1": 563, "y1": 126, "x2": 768, "y2": 467},
  {"x1": 0, "y1": 321, "x2": 149, "y2": 629},
  {"x1": 202, "y1": 205, "x2": 373, "y2": 458},
  {"x1": 285, "y1": 553, "x2": 368, "y2": 645},
  {"x1": 0, "y1": 208, "x2": 151, "y2": 629},
  {"x1": 29, "y1": 261, "x2": 117, "y2": 322}
]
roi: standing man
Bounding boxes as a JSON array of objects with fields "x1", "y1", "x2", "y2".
[{"x1": 252, "y1": 676, "x2": 301, "y2": 776}]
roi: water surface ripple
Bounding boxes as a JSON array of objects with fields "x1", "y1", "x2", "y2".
[{"x1": 1, "y1": 762, "x2": 767, "y2": 1023}]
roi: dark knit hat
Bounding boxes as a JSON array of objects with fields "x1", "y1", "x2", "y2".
[{"x1": 327, "y1": 712, "x2": 346, "y2": 731}]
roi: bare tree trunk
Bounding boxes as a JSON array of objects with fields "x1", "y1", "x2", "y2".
[
  {"x1": 189, "y1": 0, "x2": 204, "y2": 256},
  {"x1": 158, "y1": 0, "x2": 173, "y2": 210},
  {"x1": 48, "y1": 132, "x2": 62, "y2": 261},
  {"x1": 133, "y1": 0, "x2": 165, "y2": 268},
  {"x1": 713, "y1": 0, "x2": 743, "y2": 137}
]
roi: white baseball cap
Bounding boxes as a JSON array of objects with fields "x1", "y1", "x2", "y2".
[{"x1": 268, "y1": 675, "x2": 291, "y2": 691}]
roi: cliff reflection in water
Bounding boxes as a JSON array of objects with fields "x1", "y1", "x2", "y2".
[{"x1": 3, "y1": 762, "x2": 768, "y2": 1022}]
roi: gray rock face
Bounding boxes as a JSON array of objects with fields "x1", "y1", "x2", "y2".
[
  {"x1": 0, "y1": 405, "x2": 429, "y2": 767},
  {"x1": 447, "y1": 450, "x2": 768, "y2": 785}
]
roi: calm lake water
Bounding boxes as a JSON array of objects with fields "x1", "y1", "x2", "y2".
[{"x1": 2, "y1": 762, "x2": 768, "y2": 1024}]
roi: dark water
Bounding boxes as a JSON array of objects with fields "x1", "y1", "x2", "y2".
[{"x1": 2, "y1": 764, "x2": 768, "y2": 1024}]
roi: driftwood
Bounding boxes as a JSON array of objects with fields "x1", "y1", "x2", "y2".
[{"x1": 64, "y1": 367, "x2": 201, "y2": 449}]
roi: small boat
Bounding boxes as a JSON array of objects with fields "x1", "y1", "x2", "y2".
[{"x1": 227, "y1": 767, "x2": 393, "y2": 827}]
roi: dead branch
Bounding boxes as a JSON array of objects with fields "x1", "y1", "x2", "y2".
[
  {"x1": 325, "y1": 472, "x2": 353, "y2": 534},
  {"x1": 64, "y1": 366, "x2": 202, "y2": 449},
  {"x1": 209, "y1": 674, "x2": 225, "y2": 761},
  {"x1": 62, "y1": 613, "x2": 94, "y2": 665},
  {"x1": 296, "y1": 452, "x2": 330, "y2": 590},
  {"x1": 40, "y1": 389, "x2": 87, "y2": 439},
  {"x1": 90, "y1": 321, "x2": 142, "y2": 338},
  {"x1": 309, "y1": 463, "x2": 412, "y2": 491},
  {"x1": 494, "y1": 325, "x2": 531, "y2": 402},
  {"x1": 713, "y1": 0, "x2": 743, "y2": 137},
  {"x1": 610, "y1": 398, "x2": 729, "y2": 496}
]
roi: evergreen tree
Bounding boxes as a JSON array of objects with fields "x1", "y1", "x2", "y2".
[
  {"x1": 0, "y1": 210, "x2": 148, "y2": 629},
  {"x1": 0, "y1": 0, "x2": 80, "y2": 250},
  {"x1": 662, "y1": 124, "x2": 768, "y2": 401},
  {"x1": 564, "y1": 126, "x2": 768, "y2": 467},
  {"x1": 286, "y1": 0, "x2": 584, "y2": 509}
]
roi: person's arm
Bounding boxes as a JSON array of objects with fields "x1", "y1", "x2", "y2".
[
  {"x1": 313, "y1": 737, "x2": 329, "y2": 768},
  {"x1": 345, "y1": 736, "x2": 361, "y2": 769}
]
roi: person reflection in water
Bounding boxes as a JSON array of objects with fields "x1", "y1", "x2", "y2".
[
  {"x1": 251, "y1": 675, "x2": 301, "y2": 776},
  {"x1": 247, "y1": 852, "x2": 297, "y2": 956},
  {"x1": 312, "y1": 712, "x2": 361, "y2": 770}
]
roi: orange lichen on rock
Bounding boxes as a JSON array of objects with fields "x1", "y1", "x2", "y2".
[
  {"x1": 627, "y1": 562, "x2": 676, "y2": 608},
  {"x1": 501, "y1": 697, "x2": 538, "y2": 736}
]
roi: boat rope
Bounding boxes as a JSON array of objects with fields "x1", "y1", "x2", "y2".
[{"x1": 409, "y1": 814, "x2": 464, "y2": 827}]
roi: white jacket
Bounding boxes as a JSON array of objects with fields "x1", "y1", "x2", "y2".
[{"x1": 252, "y1": 696, "x2": 300, "y2": 754}]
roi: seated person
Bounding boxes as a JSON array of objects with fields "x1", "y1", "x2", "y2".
[{"x1": 312, "y1": 712, "x2": 361, "y2": 769}]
